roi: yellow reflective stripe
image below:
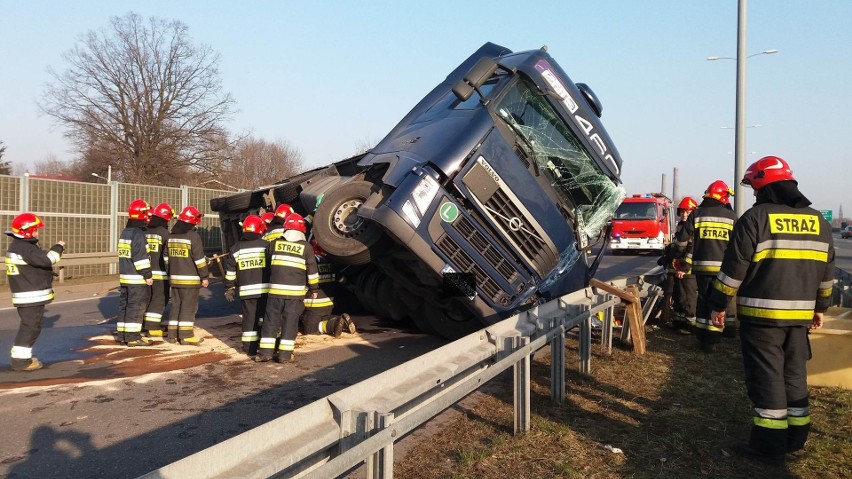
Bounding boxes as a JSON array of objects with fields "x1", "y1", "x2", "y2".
[
  {"x1": 304, "y1": 298, "x2": 334, "y2": 308},
  {"x1": 714, "y1": 280, "x2": 738, "y2": 296},
  {"x1": 752, "y1": 249, "x2": 828, "y2": 262},
  {"x1": 692, "y1": 264, "x2": 721, "y2": 273},
  {"x1": 738, "y1": 306, "x2": 815, "y2": 320},
  {"x1": 47, "y1": 250, "x2": 61, "y2": 264},
  {"x1": 225, "y1": 272, "x2": 237, "y2": 281},
  {"x1": 194, "y1": 258, "x2": 208, "y2": 267},
  {"x1": 754, "y1": 417, "x2": 788, "y2": 429},
  {"x1": 134, "y1": 258, "x2": 152, "y2": 269},
  {"x1": 788, "y1": 416, "x2": 811, "y2": 426}
]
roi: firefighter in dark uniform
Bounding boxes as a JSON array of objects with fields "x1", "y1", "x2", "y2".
[
  {"x1": 5, "y1": 213, "x2": 64, "y2": 371},
  {"x1": 257, "y1": 213, "x2": 318, "y2": 363},
  {"x1": 300, "y1": 239, "x2": 356, "y2": 337},
  {"x1": 689, "y1": 180, "x2": 738, "y2": 352},
  {"x1": 222, "y1": 215, "x2": 269, "y2": 356},
  {"x1": 707, "y1": 156, "x2": 833, "y2": 461},
  {"x1": 670, "y1": 198, "x2": 698, "y2": 334},
  {"x1": 117, "y1": 199, "x2": 155, "y2": 346},
  {"x1": 143, "y1": 202, "x2": 174, "y2": 337},
  {"x1": 660, "y1": 197, "x2": 697, "y2": 331},
  {"x1": 261, "y1": 203, "x2": 293, "y2": 242},
  {"x1": 165, "y1": 206, "x2": 209, "y2": 345}
]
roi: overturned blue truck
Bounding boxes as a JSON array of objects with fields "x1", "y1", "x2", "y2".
[{"x1": 211, "y1": 42, "x2": 625, "y2": 338}]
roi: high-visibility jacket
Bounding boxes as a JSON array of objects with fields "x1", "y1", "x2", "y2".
[
  {"x1": 118, "y1": 226, "x2": 152, "y2": 285},
  {"x1": 304, "y1": 257, "x2": 336, "y2": 310},
  {"x1": 707, "y1": 203, "x2": 834, "y2": 327},
  {"x1": 668, "y1": 218, "x2": 694, "y2": 276},
  {"x1": 223, "y1": 237, "x2": 269, "y2": 299},
  {"x1": 145, "y1": 225, "x2": 170, "y2": 281},
  {"x1": 267, "y1": 232, "x2": 319, "y2": 298},
  {"x1": 4, "y1": 237, "x2": 64, "y2": 306},
  {"x1": 166, "y1": 230, "x2": 209, "y2": 288},
  {"x1": 686, "y1": 201, "x2": 737, "y2": 276}
]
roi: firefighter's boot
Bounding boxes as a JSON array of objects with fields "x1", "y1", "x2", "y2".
[
  {"x1": 11, "y1": 357, "x2": 43, "y2": 371},
  {"x1": 342, "y1": 313, "x2": 356, "y2": 334}
]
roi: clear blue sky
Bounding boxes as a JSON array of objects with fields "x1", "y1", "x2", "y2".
[{"x1": 1, "y1": 1, "x2": 850, "y2": 216}]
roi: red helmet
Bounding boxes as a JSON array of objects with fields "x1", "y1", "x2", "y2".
[
  {"x1": 261, "y1": 212, "x2": 275, "y2": 224},
  {"x1": 284, "y1": 213, "x2": 306, "y2": 233},
  {"x1": 677, "y1": 196, "x2": 698, "y2": 212},
  {"x1": 704, "y1": 180, "x2": 734, "y2": 205},
  {"x1": 274, "y1": 203, "x2": 294, "y2": 219},
  {"x1": 128, "y1": 199, "x2": 151, "y2": 221},
  {"x1": 151, "y1": 202, "x2": 175, "y2": 221},
  {"x1": 242, "y1": 215, "x2": 267, "y2": 234},
  {"x1": 177, "y1": 206, "x2": 204, "y2": 225},
  {"x1": 9, "y1": 213, "x2": 45, "y2": 239},
  {"x1": 741, "y1": 155, "x2": 795, "y2": 190}
]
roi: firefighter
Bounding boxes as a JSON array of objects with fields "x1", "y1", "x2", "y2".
[
  {"x1": 142, "y1": 202, "x2": 174, "y2": 337},
  {"x1": 165, "y1": 206, "x2": 209, "y2": 345},
  {"x1": 670, "y1": 198, "x2": 699, "y2": 334},
  {"x1": 707, "y1": 156, "x2": 833, "y2": 461},
  {"x1": 117, "y1": 199, "x2": 155, "y2": 346},
  {"x1": 5, "y1": 213, "x2": 65, "y2": 371},
  {"x1": 262, "y1": 203, "x2": 293, "y2": 242},
  {"x1": 222, "y1": 215, "x2": 269, "y2": 356},
  {"x1": 300, "y1": 239, "x2": 356, "y2": 338},
  {"x1": 659, "y1": 197, "x2": 697, "y2": 332},
  {"x1": 689, "y1": 180, "x2": 738, "y2": 352},
  {"x1": 257, "y1": 213, "x2": 318, "y2": 363}
]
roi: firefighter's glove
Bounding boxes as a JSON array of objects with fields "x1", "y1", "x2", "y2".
[{"x1": 224, "y1": 287, "x2": 236, "y2": 302}]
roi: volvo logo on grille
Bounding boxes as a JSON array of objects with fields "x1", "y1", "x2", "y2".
[{"x1": 508, "y1": 217, "x2": 523, "y2": 232}]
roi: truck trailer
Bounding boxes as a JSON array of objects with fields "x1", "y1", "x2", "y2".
[{"x1": 211, "y1": 43, "x2": 625, "y2": 338}]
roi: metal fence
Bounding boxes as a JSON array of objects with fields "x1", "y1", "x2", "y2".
[{"x1": 0, "y1": 174, "x2": 234, "y2": 285}]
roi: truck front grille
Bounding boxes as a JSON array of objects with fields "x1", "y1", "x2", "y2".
[
  {"x1": 453, "y1": 216, "x2": 520, "y2": 284},
  {"x1": 436, "y1": 234, "x2": 513, "y2": 306},
  {"x1": 485, "y1": 188, "x2": 556, "y2": 273}
]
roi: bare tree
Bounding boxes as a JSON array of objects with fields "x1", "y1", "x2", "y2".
[
  {"x1": 32, "y1": 154, "x2": 81, "y2": 180},
  {"x1": 0, "y1": 140, "x2": 10, "y2": 175},
  {"x1": 40, "y1": 12, "x2": 235, "y2": 186},
  {"x1": 215, "y1": 136, "x2": 304, "y2": 190}
]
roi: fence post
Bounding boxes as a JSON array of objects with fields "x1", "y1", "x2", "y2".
[
  {"x1": 109, "y1": 181, "x2": 119, "y2": 274},
  {"x1": 20, "y1": 174, "x2": 29, "y2": 211},
  {"x1": 180, "y1": 185, "x2": 190, "y2": 210}
]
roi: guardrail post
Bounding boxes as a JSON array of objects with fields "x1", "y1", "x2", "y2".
[
  {"x1": 550, "y1": 319, "x2": 565, "y2": 404},
  {"x1": 601, "y1": 305, "x2": 614, "y2": 355},
  {"x1": 513, "y1": 335, "x2": 530, "y2": 434},
  {"x1": 366, "y1": 412, "x2": 394, "y2": 479},
  {"x1": 579, "y1": 306, "x2": 591, "y2": 374}
]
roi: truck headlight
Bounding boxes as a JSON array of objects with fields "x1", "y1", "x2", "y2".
[
  {"x1": 411, "y1": 175, "x2": 440, "y2": 215},
  {"x1": 401, "y1": 200, "x2": 421, "y2": 228}
]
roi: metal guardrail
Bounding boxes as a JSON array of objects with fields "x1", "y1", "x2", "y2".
[
  {"x1": 0, "y1": 252, "x2": 117, "y2": 282},
  {"x1": 140, "y1": 275, "x2": 662, "y2": 479}
]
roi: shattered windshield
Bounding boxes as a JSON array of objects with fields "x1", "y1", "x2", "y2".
[{"x1": 493, "y1": 76, "x2": 624, "y2": 240}]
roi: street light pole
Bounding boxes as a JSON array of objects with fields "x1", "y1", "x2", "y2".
[
  {"x1": 734, "y1": 0, "x2": 748, "y2": 217},
  {"x1": 707, "y1": 1, "x2": 778, "y2": 216}
]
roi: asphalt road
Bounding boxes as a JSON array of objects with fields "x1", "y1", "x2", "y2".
[{"x1": 1, "y1": 240, "x2": 848, "y2": 479}]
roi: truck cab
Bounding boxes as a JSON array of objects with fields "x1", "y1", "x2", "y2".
[
  {"x1": 609, "y1": 193, "x2": 674, "y2": 254},
  {"x1": 212, "y1": 43, "x2": 625, "y2": 338}
]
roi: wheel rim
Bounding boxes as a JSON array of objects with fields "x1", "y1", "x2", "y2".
[{"x1": 332, "y1": 198, "x2": 367, "y2": 237}]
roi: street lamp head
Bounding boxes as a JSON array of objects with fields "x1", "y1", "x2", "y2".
[{"x1": 91, "y1": 172, "x2": 98, "y2": 177}]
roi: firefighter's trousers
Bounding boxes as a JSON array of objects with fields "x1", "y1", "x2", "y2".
[
  {"x1": 10, "y1": 305, "x2": 45, "y2": 367},
  {"x1": 168, "y1": 287, "x2": 200, "y2": 340},
  {"x1": 117, "y1": 284, "x2": 151, "y2": 342},
  {"x1": 259, "y1": 296, "x2": 304, "y2": 359},
  {"x1": 240, "y1": 296, "x2": 266, "y2": 355},
  {"x1": 740, "y1": 323, "x2": 811, "y2": 455},
  {"x1": 143, "y1": 279, "x2": 170, "y2": 332}
]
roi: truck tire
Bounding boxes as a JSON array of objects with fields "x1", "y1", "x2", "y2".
[{"x1": 313, "y1": 180, "x2": 390, "y2": 265}]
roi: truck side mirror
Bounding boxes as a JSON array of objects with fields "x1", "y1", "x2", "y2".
[{"x1": 453, "y1": 58, "x2": 499, "y2": 103}]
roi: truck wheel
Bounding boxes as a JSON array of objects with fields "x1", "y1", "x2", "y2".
[{"x1": 313, "y1": 180, "x2": 390, "y2": 265}]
